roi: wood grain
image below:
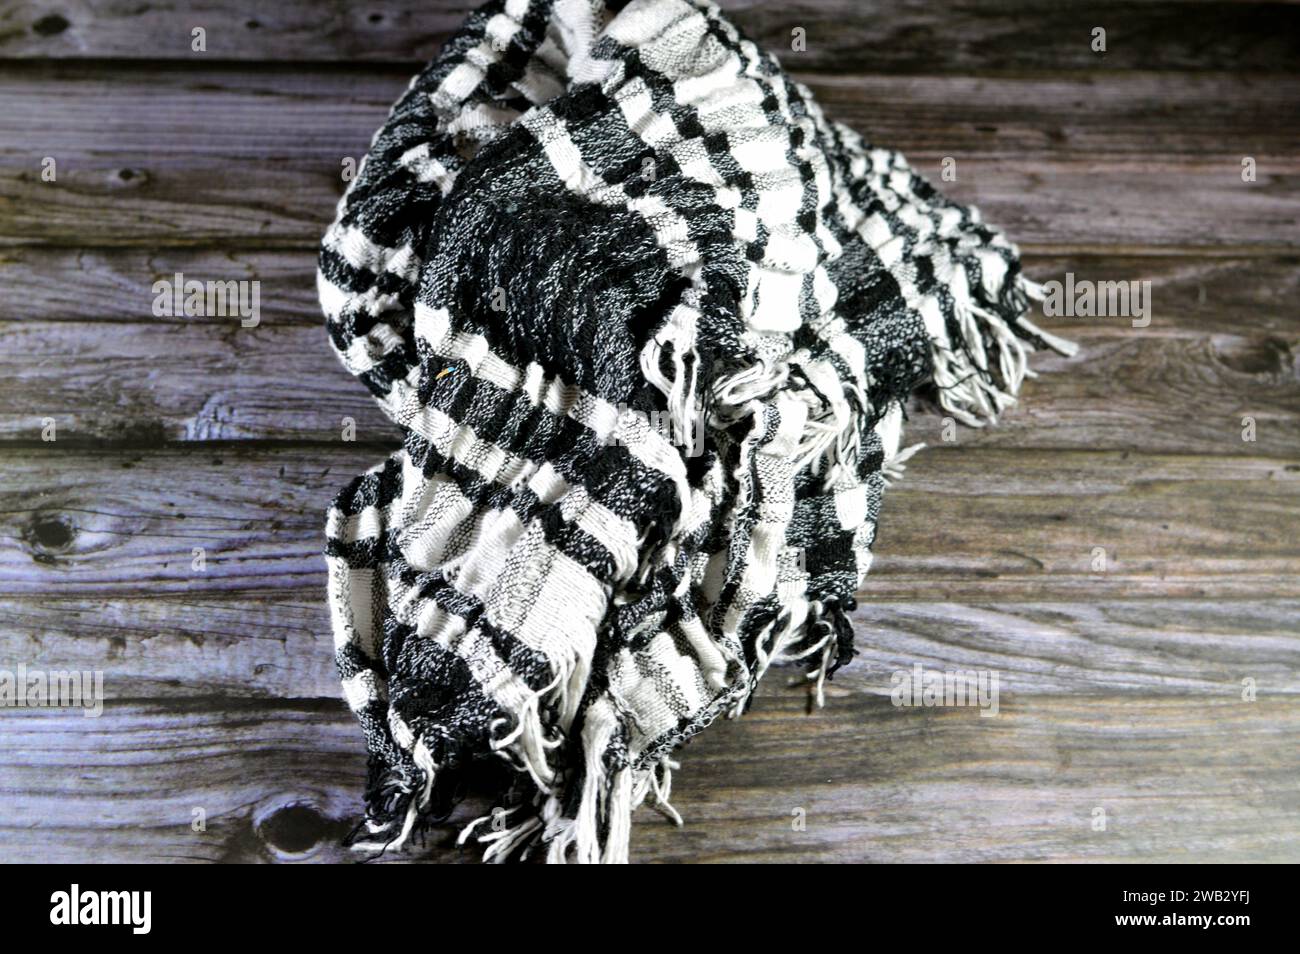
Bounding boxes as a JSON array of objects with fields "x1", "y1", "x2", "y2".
[
  {"x1": 3, "y1": 0, "x2": 1298, "y2": 73},
  {"x1": 2, "y1": 446, "x2": 1297, "y2": 599},
  {"x1": 0, "y1": 246, "x2": 321, "y2": 322},
  {"x1": 3, "y1": 592, "x2": 1296, "y2": 701},
  {"x1": 0, "y1": 320, "x2": 385, "y2": 443},
  {"x1": 2, "y1": 0, "x2": 1297, "y2": 866},
  {"x1": 8, "y1": 67, "x2": 1297, "y2": 166},
  {"x1": 1, "y1": 694, "x2": 1295, "y2": 862},
  {"x1": 1, "y1": 316, "x2": 1295, "y2": 454},
  {"x1": 3, "y1": 68, "x2": 1297, "y2": 248},
  {"x1": 8, "y1": 247, "x2": 1299, "y2": 331}
]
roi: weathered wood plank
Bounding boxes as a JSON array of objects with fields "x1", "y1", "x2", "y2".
[
  {"x1": 904, "y1": 328, "x2": 1300, "y2": 455},
  {"x1": 809, "y1": 71, "x2": 1300, "y2": 163},
  {"x1": 11, "y1": 160, "x2": 1281, "y2": 247},
  {"x1": 8, "y1": 248, "x2": 1299, "y2": 333},
  {"x1": 0, "y1": 321, "x2": 385, "y2": 444},
  {"x1": 2, "y1": 0, "x2": 1298, "y2": 73},
  {"x1": 0, "y1": 247, "x2": 320, "y2": 322},
  {"x1": 3, "y1": 250, "x2": 1295, "y2": 458},
  {"x1": 2, "y1": 317, "x2": 1295, "y2": 454},
  {"x1": 0, "y1": 593, "x2": 341, "y2": 699},
  {"x1": 4, "y1": 593, "x2": 1296, "y2": 701},
  {"x1": 1, "y1": 0, "x2": 1294, "y2": 872},
  {"x1": 3, "y1": 68, "x2": 1297, "y2": 248},
  {"x1": 2, "y1": 446, "x2": 1297, "y2": 599},
  {"x1": 1, "y1": 694, "x2": 1295, "y2": 862},
  {"x1": 8, "y1": 67, "x2": 1297, "y2": 166}
]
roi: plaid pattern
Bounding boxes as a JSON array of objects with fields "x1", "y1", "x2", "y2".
[{"x1": 318, "y1": 0, "x2": 1072, "y2": 862}]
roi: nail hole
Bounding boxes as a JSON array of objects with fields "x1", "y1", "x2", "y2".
[
  {"x1": 30, "y1": 515, "x2": 75, "y2": 551},
  {"x1": 257, "y1": 803, "x2": 328, "y2": 855},
  {"x1": 1216, "y1": 336, "x2": 1292, "y2": 376},
  {"x1": 33, "y1": 14, "x2": 70, "y2": 36}
]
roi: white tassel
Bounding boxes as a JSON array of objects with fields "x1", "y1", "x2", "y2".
[
  {"x1": 645, "y1": 758, "x2": 684, "y2": 827},
  {"x1": 928, "y1": 275, "x2": 1077, "y2": 427},
  {"x1": 489, "y1": 671, "x2": 566, "y2": 794},
  {"x1": 882, "y1": 441, "x2": 925, "y2": 486},
  {"x1": 639, "y1": 302, "x2": 705, "y2": 458}
]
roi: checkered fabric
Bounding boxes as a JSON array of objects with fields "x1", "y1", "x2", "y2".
[{"x1": 318, "y1": 0, "x2": 1073, "y2": 863}]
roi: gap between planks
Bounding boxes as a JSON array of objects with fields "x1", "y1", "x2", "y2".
[
  {"x1": 2, "y1": 69, "x2": 1298, "y2": 249},
  {"x1": 2, "y1": 0, "x2": 1298, "y2": 73}
]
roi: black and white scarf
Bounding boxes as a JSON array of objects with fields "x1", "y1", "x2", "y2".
[{"x1": 318, "y1": 0, "x2": 1073, "y2": 863}]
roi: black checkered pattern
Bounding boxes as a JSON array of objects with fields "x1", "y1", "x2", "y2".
[{"x1": 318, "y1": 0, "x2": 1071, "y2": 863}]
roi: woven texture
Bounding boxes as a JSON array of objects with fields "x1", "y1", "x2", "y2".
[{"x1": 318, "y1": 0, "x2": 1072, "y2": 862}]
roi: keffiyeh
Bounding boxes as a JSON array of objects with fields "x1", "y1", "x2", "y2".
[{"x1": 318, "y1": 0, "x2": 1073, "y2": 863}]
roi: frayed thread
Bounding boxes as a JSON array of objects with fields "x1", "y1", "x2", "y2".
[
  {"x1": 776, "y1": 598, "x2": 859, "y2": 708},
  {"x1": 928, "y1": 272, "x2": 1076, "y2": 427}
]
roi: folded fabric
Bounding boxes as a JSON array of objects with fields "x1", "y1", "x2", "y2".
[{"x1": 318, "y1": 0, "x2": 1073, "y2": 863}]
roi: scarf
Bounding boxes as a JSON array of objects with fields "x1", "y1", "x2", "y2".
[{"x1": 318, "y1": 0, "x2": 1074, "y2": 863}]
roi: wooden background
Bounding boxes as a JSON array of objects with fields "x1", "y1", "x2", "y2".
[{"x1": 1, "y1": 0, "x2": 1298, "y2": 863}]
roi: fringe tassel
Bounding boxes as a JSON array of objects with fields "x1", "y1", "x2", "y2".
[
  {"x1": 460, "y1": 696, "x2": 634, "y2": 865},
  {"x1": 396, "y1": 273, "x2": 1073, "y2": 864},
  {"x1": 352, "y1": 653, "x2": 590, "y2": 859},
  {"x1": 639, "y1": 303, "x2": 703, "y2": 457},
  {"x1": 457, "y1": 804, "x2": 544, "y2": 863},
  {"x1": 772, "y1": 598, "x2": 858, "y2": 708},
  {"x1": 570, "y1": 701, "x2": 630, "y2": 864},
  {"x1": 487, "y1": 668, "x2": 572, "y2": 795},
  {"x1": 928, "y1": 272, "x2": 1077, "y2": 427},
  {"x1": 636, "y1": 757, "x2": 685, "y2": 827},
  {"x1": 1021, "y1": 280, "x2": 1083, "y2": 356},
  {"x1": 882, "y1": 441, "x2": 924, "y2": 486}
]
